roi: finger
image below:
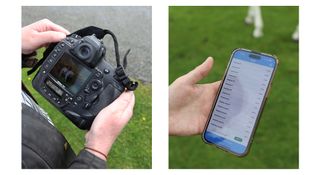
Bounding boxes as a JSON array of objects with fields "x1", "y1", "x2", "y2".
[
  {"x1": 36, "y1": 31, "x2": 67, "y2": 45},
  {"x1": 97, "y1": 91, "x2": 134, "y2": 117},
  {"x1": 184, "y1": 57, "x2": 214, "y2": 84},
  {"x1": 211, "y1": 80, "x2": 221, "y2": 91},
  {"x1": 121, "y1": 93, "x2": 135, "y2": 119},
  {"x1": 41, "y1": 19, "x2": 70, "y2": 35},
  {"x1": 108, "y1": 91, "x2": 134, "y2": 112}
]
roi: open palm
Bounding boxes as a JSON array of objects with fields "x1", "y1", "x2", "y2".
[{"x1": 169, "y1": 57, "x2": 221, "y2": 136}]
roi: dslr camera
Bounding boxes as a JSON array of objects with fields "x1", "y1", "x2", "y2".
[{"x1": 31, "y1": 27, "x2": 137, "y2": 130}]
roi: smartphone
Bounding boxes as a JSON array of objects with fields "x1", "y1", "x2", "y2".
[{"x1": 202, "y1": 48, "x2": 278, "y2": 157}]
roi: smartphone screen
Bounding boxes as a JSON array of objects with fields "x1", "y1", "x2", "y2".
[{"x1": 202, "y1": 48, "x2": 278, "y2": 156}]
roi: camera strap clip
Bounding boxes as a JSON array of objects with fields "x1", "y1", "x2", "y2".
[{"x1": 115, "y1": 66, "x2": 138, "y2": 91}]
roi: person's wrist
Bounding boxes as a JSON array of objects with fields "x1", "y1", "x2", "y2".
[
  {"x1": 84, "y1": 147, "x2": 107, "y2": 161},
  {"x1": 84, "y1": 141, "x2": 110, "y2": 161},
  {"x1": 85, "y1": 131, "x2": 115, "y2": 159}
]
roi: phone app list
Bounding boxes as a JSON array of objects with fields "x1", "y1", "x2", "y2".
[{"x1": 207, "y1": 56, "x2": 274, "y2": 146}]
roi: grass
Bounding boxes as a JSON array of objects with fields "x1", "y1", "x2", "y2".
[
  {"x1": 22, "y1": 49, "x2": 152, "y2": 168},
  {"x1": 169, "y1": 6, "x2": 298, "y2": 168}
]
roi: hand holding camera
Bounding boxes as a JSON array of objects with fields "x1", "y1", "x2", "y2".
[
  {"x1": 29, "y1": 25, "x2": 137, "y2": 130},
  {"x1": 22, "y1": 19, "x2": 70, "y2": 55},
  {"x1": 85, "y1": 91, "x2": 135, "y2": 160},
  {"x1": 22, "y1": 19, "x2": 137, "y2": 160}
]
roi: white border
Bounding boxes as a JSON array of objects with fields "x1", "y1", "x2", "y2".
[{"x1": 1, "y1": 0, "x2": 320, "y2": 175}]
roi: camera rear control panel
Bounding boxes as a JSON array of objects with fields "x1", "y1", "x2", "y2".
[
  {"x1": 42, "y1": 70, "x2": 106, "y2": 112},
  {"x1": 80, "y1": 69, "x2": 105, "y2": 110},
  {"x1": 32, "y1": 33, "x2": 127, "y2": 130},
  {"x1": 42, "y1": 77, "x2": 78, "y2": 108}
]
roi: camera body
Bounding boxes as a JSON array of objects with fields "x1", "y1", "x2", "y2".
[{"x1": 32, "y1": 34, "x2": 125, "y2": 129}]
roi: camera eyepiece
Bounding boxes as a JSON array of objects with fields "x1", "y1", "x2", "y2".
[
  {"x1": 78, "y1": 43, "x2": 92, "y2": 60},
  {"x1": 77, "y1": 43, "x2": 93, "y2": 60},
  {"x1": 70, "y1": 36, "x2": 105, "y2": 68}
]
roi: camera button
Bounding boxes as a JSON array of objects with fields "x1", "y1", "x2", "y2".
[
  {"x1": 95, "y1": 71, "x2": 102, "y2": 78},
  {"x1": 84, "y1": 88, "x2": 90, "y2": 94},
  {"x1": 64, "y1": 97, "x2": 73, "y2": 103},
  {"x1": 49, "y1": 59, "x2": 53, "y2": 63},
  {"x1": 79, "y1": 120, "x2": 86, "y2": 128},
  {"x1": 61, "y1": 43, "x2": 65, "y2": 47},
  {"x1": 65, "y1": 110, "x2": 81, "y2": 118},
  {"x1": 76, "y1": 96, "x2": 83, "y2": 102},
  {"x1": 104, "y1": 69, "x2": 110, "y2": 74},
  {"x1": 91, "y1": 80, "x2": 102, "y2": 91},
  {"x1": 83, "y1": 102, "x2": 91, "y2": 109}
]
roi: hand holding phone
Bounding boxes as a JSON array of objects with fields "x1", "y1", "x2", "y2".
[
  {"x1": 169, "y1": 57, "x2": 221, "y2": 136},
  {"x1": 202, "y1": 48, "x2": 278, "y2": 156}
]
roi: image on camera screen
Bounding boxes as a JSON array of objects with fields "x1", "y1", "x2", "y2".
[{"x1": 50, "y1": 53, "x2": 92, "y2": 95}]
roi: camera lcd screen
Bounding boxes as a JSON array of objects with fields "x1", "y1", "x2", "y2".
[{"x1": 50, "y1": 53, "x2": 92, "y2": 95}]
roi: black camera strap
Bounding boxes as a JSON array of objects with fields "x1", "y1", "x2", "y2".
[{"x1": 27, "y1": 26, "x2": 138, "y2": 91}]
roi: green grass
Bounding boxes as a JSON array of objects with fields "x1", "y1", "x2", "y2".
[
  {"x1": 22, "y1": 49, "x2": 152, "y2": 168},
  {"x1": 169, "y1": 6, "x2": 298, "y2": 169}
]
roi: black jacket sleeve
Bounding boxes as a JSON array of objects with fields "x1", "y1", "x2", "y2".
[
  {"x1": 22, "y1": 102, "x2": 106, "y2": 169},
  {"x1": 68, "y1": 150, "x2": 106, "y2": 169}
]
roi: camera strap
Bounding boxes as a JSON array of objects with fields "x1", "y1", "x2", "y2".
[{"x1": 27, "y1": 26, "x2": 138, "y2": 91}]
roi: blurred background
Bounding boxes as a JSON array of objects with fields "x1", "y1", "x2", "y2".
[
  {"x1": 22, "y1": 6, "x2": 151, "y2": 168},
  {"x1": 169, "y1": 6, "x2": 298, "y2": 168}
]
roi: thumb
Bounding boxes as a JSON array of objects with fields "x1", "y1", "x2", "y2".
[
  {"x1": 106, "y1": 91, "x2": 135, "y2": 115},
  {"x1": 184, "y1": 57, "x2": 214, "y2": 84},
  {"x1": 36, "y1": 31, "x2": 66, "y2": 46}
]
